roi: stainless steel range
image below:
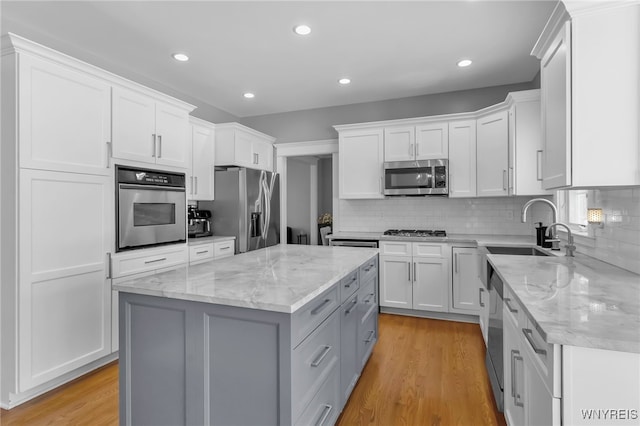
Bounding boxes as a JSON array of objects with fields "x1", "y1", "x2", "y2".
[{"x1": 383, "y1": 229, "x2": 447, "y2": 238}]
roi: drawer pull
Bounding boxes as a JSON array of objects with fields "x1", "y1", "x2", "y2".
[
  {"x1": 522, "y1": 328, "x2": 547, "y2": 356},
  {"x1": 310, "y1": 298, "x2": 332, "y2": 315},
  {"x1": 220, "y1": 246, "x2": 231, "y2": 250},
  {"x1": 364, "y1": 262, "x2": 375, "y2": 272},
  {"x1": 315, "y1": 404, "x2": 333, "y2": 426},
  {"x1": 364, "y1": 293, "x2": 375, "y2": 304},
  {"x1": 310, "y1": 345, "x2": 332, "y2": 368},
  {"x1": 345, "y1": 298, "x2": 358, "y2": 315},
  {"x1": 504, "y1": 298, "x2": 519, "y2": 314},
  {"x1": 144, "y1": 257, "x2": 167, "y2": 264},
  {"x1": 344, "y1": 275, "x2": 357, "y2": 288},
  {"x1": 364, "y1": 330, "x2": 375, "y2": 343},
  {"x1": 196, "y1": 250, "x2": 209, "y2": 255}
]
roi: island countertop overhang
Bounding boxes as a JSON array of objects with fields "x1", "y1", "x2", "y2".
[{"x1": 112, "y1": 245, "x2": 379, "y2": 314}]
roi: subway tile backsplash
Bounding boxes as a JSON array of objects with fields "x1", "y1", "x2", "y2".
[
  {"x1": 337, "y1": 189, "x2": 640, "y2": 274},
  {"x1": 337, "y1": 196, "x2": 554, "y2": 236}
]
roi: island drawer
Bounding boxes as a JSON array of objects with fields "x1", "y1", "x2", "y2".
[
  {"x1": 503, "y1": 285, "x2": 525, "y2": 327},
  {"x1": 359, "y1": 256, "x2": 378, "y2": 284},
  {"x1": 189, "y1": 243, "x2": 214, "y2": 265},
  {"x1": 111, "y1": 244, "x2": 188, "y2": 278},
  {"x1": 358, "y1": 310, "x2": 377, "y2": 369},
  {"x1": 292, "y1": 310, "x2": 340, "y2": 419},
  {"x1": 294, "y1": 362, "x2": 340, "y2": 426},
  {"x1": 380, "y1": 241, "x2": 412, "y2": 256},
  {"x1": 292, "y1": 285, "x2": 340, "y2": 348},
  {"x1": 339, "y1": 269, "x2": 359, "y2": 303},
  {"x1": 358, "y1": 276, "x2": 377, "y2": 324}
]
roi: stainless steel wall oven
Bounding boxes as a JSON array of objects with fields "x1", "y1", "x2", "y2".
[{"x1": 116, "y1": 165, "x2": 186, "y2": 252}]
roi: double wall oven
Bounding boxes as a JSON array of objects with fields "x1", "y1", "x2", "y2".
[{"x1": 116, "y1": 165, "x2": 186, "y2": 252}]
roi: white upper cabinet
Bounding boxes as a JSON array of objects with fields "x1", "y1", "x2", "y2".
[
  {"x1": 383, "y1": 122, "x2": 448, "y2": 162},
  {"x1": 16, "y1": 54, "x2": 111, "y2": 175},
  {"x1": 507, "y1": 90, "x2": 551, "y2": 196},
  {"x1": 448, "y1": 120, "x2": 477, "y2": 198},
  {"x1": 112, "y1": 86, "x2": 190, "y2": 169},
  {"x1": 415, "y1": 122, "x2": 449, "y2": 159},
  {"x1": 477, "y1": 110, "x2": 509, "y2": 197},
  {"x1": 338, "y1": 128, "x2": 384, "y2": 199},
  {"x1": 215, "y1": 122, "x2": 275, "y2": 172},
  {"x1": 532, "y1": 2, "x2": 640, "y2": 189},
  {"x1": 188, "y1": 117, "x2": 215, "y2": 201},
  {"x1": 383, "y1": 126, "x2": 414, "y2": 162}
]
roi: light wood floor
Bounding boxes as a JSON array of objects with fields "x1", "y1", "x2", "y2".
[{"x1": 0, "y1": 314, "x2": 505, "y2": 426}]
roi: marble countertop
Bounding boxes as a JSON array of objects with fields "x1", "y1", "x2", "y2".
[
  {"x1": 328, "y1": 231, "x2": 539, "y2": 247},
  {"x1": 488, "y1": 253, "x2": 640, "y2": 353},
  {"x1": 188, "y1": 235, "x2": 236, "y2": 246},
  {"x1": 113, "y1": 245, "x2": 378, "y2": 314}
]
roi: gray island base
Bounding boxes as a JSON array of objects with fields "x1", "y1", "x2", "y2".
[{"x1": 115, "y1": 245, "x2": 379, "y2": 426}]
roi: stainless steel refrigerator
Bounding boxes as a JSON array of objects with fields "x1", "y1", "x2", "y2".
[{"x1": 212, "y1": 167, "x2": 280, "y2": 254}]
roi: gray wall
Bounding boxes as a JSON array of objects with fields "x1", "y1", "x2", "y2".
[
  {"x1": 317, "y1": 158, "x2": 332, "y2": 219},
  {"x1": 287, "y1": 158, "x2": 311, "y2": 243},
  {"x1": 240, "y1": 80, "x2": 538, "y2": 143}
]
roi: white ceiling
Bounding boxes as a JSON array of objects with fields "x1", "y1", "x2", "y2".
[{"x1": 1, "y1": 1, "x2": 557, "y2": 118}]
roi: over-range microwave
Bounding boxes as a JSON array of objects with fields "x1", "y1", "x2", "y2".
[{"x1": 383, "y1": 159, "x2": 448, "y2": 196}]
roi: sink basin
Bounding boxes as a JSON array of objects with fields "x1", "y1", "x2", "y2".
[{"x1": 485, "y1": 246, "x2": 550, "y2": 256}]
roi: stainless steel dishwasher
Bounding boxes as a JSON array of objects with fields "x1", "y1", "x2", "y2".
[{"x1": 486, "y1": 261, "x2": 504, "y2": 412}]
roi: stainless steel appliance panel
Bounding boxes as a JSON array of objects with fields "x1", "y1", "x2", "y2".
[
  {"x1": 329, "y1": 239, "x2": 378, "y2": 248},
  {"x1": 384, "y1": 159, "x2": 448, "y2": 196},
  {"x1": 486, "y1": 262, "x2": 504, "y2": 412},
  {"x1": 116, "y1": 166, "x2": 186, "y2": 252}
]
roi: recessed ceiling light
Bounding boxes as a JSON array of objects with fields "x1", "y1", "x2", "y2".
[
  {"x1": 457, "y1": 59, "x2": 473, "y2": 67},
  {"x1": 293, "y1": 24, "x2": 311, "y2": 36},
  {"x1": 172, "y1": 53, "x2": 189, "y2": 62},
  {"x1": 338, "y1": 78, "x2": 351, "y2": 85},
  {"x1": 243, "y1": 92, "x2": 255, "y2": 99}
]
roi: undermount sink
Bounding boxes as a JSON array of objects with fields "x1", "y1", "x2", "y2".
[{"x1": 485, "y1": 246, "x2": 551, "y2": 256}]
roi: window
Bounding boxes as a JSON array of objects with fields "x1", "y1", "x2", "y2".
[{"x1": 556, "y1": 189, "x2": 593, "y2": 237}]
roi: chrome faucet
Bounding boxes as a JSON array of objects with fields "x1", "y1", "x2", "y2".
[
  {"x1": 521, "y1": 198, "x2": 560, "y2": 250},
  {"x1": 546, "y1": 222, "x2": 576, "y2": 257}
]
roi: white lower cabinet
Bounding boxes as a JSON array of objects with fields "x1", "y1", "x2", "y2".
[
  {"x1": 18, "y1": 170, "x2": 112, "y2": 391},
  {"x1": 189, "y1": 243, "x2": 215, "y2": 265},
  {"x1": 380, "y1": 241, "x2": 449, "y2": 312},
  {"x1": 451, "y1": 247, "x2": 482, "y2": 314}
]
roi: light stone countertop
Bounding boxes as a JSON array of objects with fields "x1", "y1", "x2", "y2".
[
  {"x1": 113, "y1": 245, "x2": 378, "y2": 314},
  {"x1": 328, "y1": 231, "x2": 539, "y2": 247},
  {"x1": 488, "y1": 253, "x2": 640, "y2": 353}
]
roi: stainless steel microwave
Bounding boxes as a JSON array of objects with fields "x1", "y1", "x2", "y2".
[{"x1": 383, "y1": 159, "x2": 448, "y2": 196}]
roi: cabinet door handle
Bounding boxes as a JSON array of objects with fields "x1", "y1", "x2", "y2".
[
  {"x1": 345, "y1": 297, "x2": 358, "y2": 315},
  {"x1": 157, "y1": 135, "x2": 162, "y2": 158},
  {"x1": 409, "y1": 143, "x2": 413, "y2": 157},
  {"x1": 510, "y1": 349, "x2": 519, "y2": 398},
  {"x1": 514, "y1": 353, "x2": 525, "y2": 407},
  {"x1": 454, "y1": 253, "x2": 458, "y2": 273},
  {"x1": 504, "y1": 297, "x2": 518, "y2": 314},
  {"x1": 194, "y1": 176, "x2": 198, "y2": 194},
  {"x1": 315, "y1": 404, "x2": 333, "y2": 426},
  {"x1": 365, "y1": 330, "x2": 375, "y2": 343},
  {"x1": 190, "y1": 176, "x2": 194, "y2": 194},
  {"x1": 310, "y1": 298, "x2": 332, "y2": 315},
  {"x1": 379, "y1": 177, "x2": 383, "y2": 194},
  {"x1": 310, "y1": 345, "x2": 332, "y2": 367},
  {"x1": 479, "y1": 288, "x2": 485, "y2": 307},
  {"x1": 413, "y1": 262, "x2": 417, "y2": 282},
  {"x1": 408, "y1": 262, "x2": 411, "y2": 282},
  {"x1": 508, "y1": 167, "x2": 514, "y2": 191},
  {"x1": 522, "y1": 328, "x2": 547, "y2": 356},
  {"x1": 152, "y1": 134, "x2": 157, "y2": 157},
  {"x1": 536, "y1": 150, "x2": 543, "y2": 181},
  {"x1": 502, "y1": 169, "x2": 507, "y2": 191},
  {"x1": 105, "y1": 252, "x2": 112, "y2": 279},
  {"x1": 415, "y1": 143, "x2": 419, "y2": 157},
  {"x1": 105, "y1": 141, "x2": 112, "y2": 168},
  {"x1": 144, "y1": 257, "x2": 167, "y2": 264}
]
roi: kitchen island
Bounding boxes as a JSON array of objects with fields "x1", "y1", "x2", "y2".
[{"x1": 114, "y1": 245, "x2": 379, "y2": 426}]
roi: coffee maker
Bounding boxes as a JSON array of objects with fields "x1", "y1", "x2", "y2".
[{"x1": 188, "y1": 205, "x2": 212, "y2": 238}]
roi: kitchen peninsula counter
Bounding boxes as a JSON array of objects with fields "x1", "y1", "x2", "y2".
[
  {"x1": 116, "y1": 245, "x2": 380, "y2": 426},
  {"x1": 488, "y1": 253, "x2": 640, "y2": 353}
]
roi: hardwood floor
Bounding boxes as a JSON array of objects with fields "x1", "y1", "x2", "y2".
[{"x1": 0, "y1": 314, "x2": 505, "y2": 426}]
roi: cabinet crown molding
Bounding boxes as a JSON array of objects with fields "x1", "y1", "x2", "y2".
[
  {"x1": 1, "y1": 32, "x2": 196, "y2": 112},
  {"x1": 216, "y1": 122, "x2": 276, "y2": 143},
  {"x1": 333, "y1": 89, "x2": 540, "y2": 132},
  {"x1": 189, "y1": 116, "x2": 216, "y2": 129}
]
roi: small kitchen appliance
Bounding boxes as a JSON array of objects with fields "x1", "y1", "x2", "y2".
[{"x1": 188, "y1": 206, "x2": 212, "y2": 238}]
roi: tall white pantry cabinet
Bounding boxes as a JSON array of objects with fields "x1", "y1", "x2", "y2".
[{"x1": 0, "y1": 34, "x2": 196, "y2": 408}]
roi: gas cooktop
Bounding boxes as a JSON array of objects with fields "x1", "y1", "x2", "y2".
[{"x1": 383, "y1": 229, "x2": 447, "y2": 238}]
